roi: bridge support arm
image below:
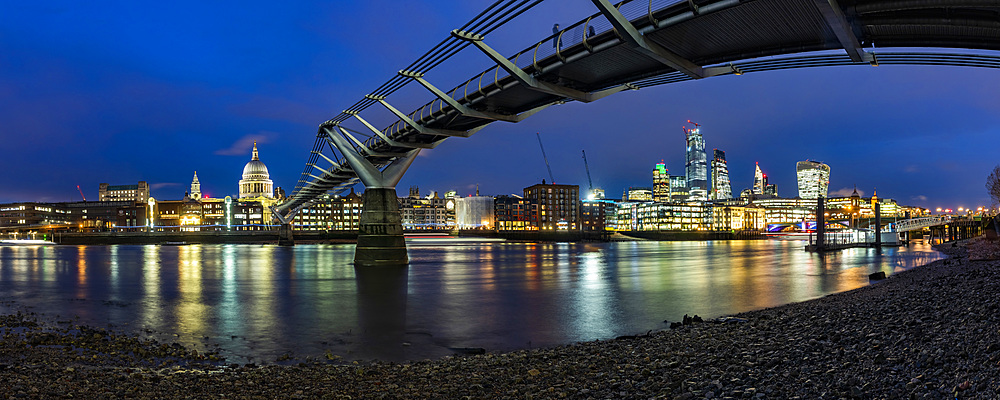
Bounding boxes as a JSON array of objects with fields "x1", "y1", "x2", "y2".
[
  {"x1": 370, "y1": 96, "x2": 472, "y2": 138},
  {"x1": 351, "y1": 103, "x2": 438, "y2": 149},
  {"x1": 813, "y1": 0, "x2": 870, "y2": 63},
  {"x1": 452, "y1": 30, "x2": 631, "y2": 103},
  {"x1": 324, "y1": 126, "x2": 419, "y2": 189},
  {"x1": 591, "y1": 0, "x2": 704, "y2": 79}
]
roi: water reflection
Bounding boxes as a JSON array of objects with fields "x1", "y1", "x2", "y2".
[
  {"x1": 0, "y1": 240, "x2": 943, "y2": 363},
  {"x1": 355, "y1": 266, "x2": 408, "y2": 360}
]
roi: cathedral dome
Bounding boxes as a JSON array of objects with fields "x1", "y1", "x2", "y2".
[
  {"x1": 239, "y1": 141, "x2": 275, "y2": 200},
  {"x1": 242, "y1": 159, "x2": 269, "y2": 179},
  {"x1": 242, "y1": 142, "x2": 270, "y2": 179}
]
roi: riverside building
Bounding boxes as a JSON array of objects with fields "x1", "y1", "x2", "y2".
[
  {"x1": 524, "y1": 182, "x2": 579, "y2": 230},
  {"x1": 99, "y1": 181, "x2": 149, "y2": 203}
]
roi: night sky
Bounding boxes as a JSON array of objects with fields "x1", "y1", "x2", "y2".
[{"x1": 3, "y1": 1, "x2": 999, "y2": 210}]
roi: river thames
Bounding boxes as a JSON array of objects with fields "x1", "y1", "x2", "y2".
[{"x1": 0, "y1": 239, "x2": 942, "y2": 364}]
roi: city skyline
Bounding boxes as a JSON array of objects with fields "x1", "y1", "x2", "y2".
[{"x1": 2, "y1": 1, "x2": 999, "y2": 210}]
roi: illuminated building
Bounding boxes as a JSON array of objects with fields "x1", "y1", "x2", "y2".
[
  {"x1": 684, "y1": 123, "x2": 709, "y2": 201},
  {"x1": 291, "y1": 189, "x2": 363, "y2": 231},
  {"x1": 582, "y1": 198, "x2": 617, "y2": 231},
  {"x1": 99, "y1": 181, "x2": 149, "y2": 203},
  {"x1": 625, "y1": 187, "x2": 653, "y2": 202},
  {"x1": 764, "y1": 183, "x2": 778, "y2": 197},
  {"x1": 796, "y1": 160, "x2": 830, "y2": 199},
  {"x1": 752, "y1": 163, "x2": 765, "y2": 195},
  {"x1": 189, "y1": 172, "x2": 202, "y2": 199},
  {"x1": 653, "y1": 162, "x2": 670, "y2": 202},
  {"x1": 670, "y1": 176, "x2": 688, "y2": 202},
  {"x1": 236, "y1": 142, "x2": 281, "y2": 226},
  {"x1": 494, "y1": 195, "x2": 536, "y2": 231},
  {"x1": 711, "y1": 204, "x2": 766, "y2": 231},
  {"x1": 455, "y1": 193, "x2": 495, "y2": 230},
  {"x1": 524, "y1": 182, "x2": 579, "y2": 230},
  {"x1": 616, "y1": 202, "x2": 709, "y2": 231},
  {"x1": 399, "y1": 189, "x2": 455, "y2": 230},
  {"x1": 710, "y1": 149, "x2": 732, "y2": 200},
  {"x1": 239, "y1": 142, "x2": 274, "y2": 200}
]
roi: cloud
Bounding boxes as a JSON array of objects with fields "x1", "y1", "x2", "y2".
[
  {"x1": 150, "y1": 182, "x2": 180, "y2": 190},
  {"x1": 829, "y1": 187, "x2": 862, "y2": 197},
  {"x1": 904, "y1": 165, "x2": 919, "y2": 173},
  {"x1": 911, "y1": 195, "x2": 928, "y2": 202},
  {"x1": 215, "y1": 133, "x2": 271, "y2": 156}
]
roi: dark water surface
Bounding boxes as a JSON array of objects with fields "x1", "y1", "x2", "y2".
[{"x1": 0, "y1": 239, "x2": 942, "y2": 363}]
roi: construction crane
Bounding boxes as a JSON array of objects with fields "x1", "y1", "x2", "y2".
[
  {"x1": 76, "y1": 185, "x2": 86, "y2": 201},
  {"x1": 535, "y1": 132, "x2": 555, "y2": 184},
  {"x1": 683, "y1": 119, "x2": 702, "y2": 135},
  {"x1": 582, "y1": 150, "x2": 594, "y2": 193}
]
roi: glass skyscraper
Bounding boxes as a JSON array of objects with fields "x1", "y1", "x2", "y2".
[
  {"x1": 710, "y1": 149, "x2": 732, "y2": 200},
  {"x1": 796, "y1": 160, "x2": 831, "y2": 199},
  {"x1": 684, "y1": 124, "x2": 708, "y2": 201}
]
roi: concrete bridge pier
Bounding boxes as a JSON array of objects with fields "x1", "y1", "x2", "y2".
[
  {"x1": 323, "y1": 124, "x2": 420, "y2": 266},
  {"x1": 277, "y1": 223, "x2": 295, "y2": 246},
  {"x1": 271, "y1": 208, "x2": 298, "y2": 246},
  {"x1": 355, "y1": 188, "x2": 408, "y2": 266}
]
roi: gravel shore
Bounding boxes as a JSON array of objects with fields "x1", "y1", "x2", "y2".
[{"x1": 2, "y1": 241, "x2": 999, "y2": 399}]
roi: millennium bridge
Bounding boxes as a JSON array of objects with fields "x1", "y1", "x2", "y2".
[{"x1": 268, "y1": 0, "x2": 1000, "y2": 265}]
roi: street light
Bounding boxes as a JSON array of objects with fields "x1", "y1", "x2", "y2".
[{"x1": 147, "y1": 197, "x2": 156, "y2": 232}]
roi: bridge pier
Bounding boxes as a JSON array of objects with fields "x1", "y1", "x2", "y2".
[
  {"x1": 277, "y1": 223, "x2": 295, "y2": 246},
  {"x1": 356, "y1": 188, "x2": 408, "y2": 266},
  {"x1": 321, "y1": 124, "x2": 420, "y2": 266}
]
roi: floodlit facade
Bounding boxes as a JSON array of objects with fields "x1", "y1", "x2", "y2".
[
  {"x1": 625, "y1": 187, "x2": 653, "y2": 202},
  {"x1": 99, "y1": 181, "x2": 149, "y2": 203},
  {"x1": 455, "y1": 196, "x2": 495, "y2": 229},
  {"x1": 189, "y1": 172, "x2": 202, "y2": 199},
  {"x1": 684, "y1": 125, "x2": 709, "y2": 201},
  {"x1": 239, "y1": 142, "x2": 275, "y2": 200},
  {"x1": 653, "y1": 162, "x2": 670, "y2": 202},
  {"x1": 711, "y1": 149, "x2": 732, "y2": 200},
  {"x1": 796, "y1": 160, "x2": 831, "y2": 199},
  {"x1": 616, "y1": 202, "x2": 709, "y2": 231},
  {"x1": 711, "y1": 205, "x2": 767, "y2": 231}
]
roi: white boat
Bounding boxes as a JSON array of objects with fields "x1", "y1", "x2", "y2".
[{"x1": 0, "y1": 239, "x2": 57, "y2": 246}]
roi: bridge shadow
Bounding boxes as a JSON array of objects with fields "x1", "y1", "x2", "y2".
[{"x1": 354, "y1": 265, "x2": 409, "y2": 361}]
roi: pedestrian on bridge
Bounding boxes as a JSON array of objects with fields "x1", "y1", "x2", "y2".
[{"x1": 552, "y1": 23, "x2": 560, "y2": 47}]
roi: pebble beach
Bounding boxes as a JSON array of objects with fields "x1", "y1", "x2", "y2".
[{"x1": 2, "y1": 240, "x2": 999, "y2": 399}]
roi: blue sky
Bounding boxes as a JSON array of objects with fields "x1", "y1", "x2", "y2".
[{"x1": 2, "y1": 0, "x2": 998, "y2": 211}]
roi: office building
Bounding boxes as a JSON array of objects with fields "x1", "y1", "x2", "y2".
[
  {"x1": 711, "y1": 149, "x2": 732, "y2": 200},
  {"x1": 796, "y1": 160, "x2": 831, "y2": 199},
  {"x1": 669, "y1": 176, "x2": 688, "y2": 202},
  {"x1": 752, "y1": 162, "x2": 766, "y2": 195},
  {"x1": 99, "y1": 181, "x2": 149, "y2": 203},
  {"x1": 624, "y1": 187, "x2": 653, "y2": 202},
  {"x1": 684, "y1": 123, "x2": 709, "y2": 201},
  {"x1": 653, "y1": 162, "x2": 670, "y2": 202}
]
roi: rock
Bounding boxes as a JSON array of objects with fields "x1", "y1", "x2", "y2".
[{"x1": 869, "y1": 271, "x2": 886, "y2": 281}]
